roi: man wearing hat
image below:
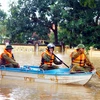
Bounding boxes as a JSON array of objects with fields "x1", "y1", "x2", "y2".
[
  {"x1": 70, "y1": 44, "x2": 94, "y2": 73},
  {"x1": 0, "y1": 45, "x2": 20, "y2": 68}
]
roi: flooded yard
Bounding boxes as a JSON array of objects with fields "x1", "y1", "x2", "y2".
[{"x1": 0, "y1": 50, "x2": 100, "y2": 100}]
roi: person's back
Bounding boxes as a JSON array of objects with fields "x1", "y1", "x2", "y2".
[{"x1": 0, "y1": 45, "x2": 20, "y2": 68}]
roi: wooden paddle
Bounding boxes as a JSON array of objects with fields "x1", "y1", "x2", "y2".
[
  {"x1": 84, "y1": 53, "x2": 100, "y2": 78},
  {"x1": 53, "y1": 53, "x2": 69, "y2": 68},
  {"x1": 96, "y1": 71, "x2": 100, "y2": 78}
]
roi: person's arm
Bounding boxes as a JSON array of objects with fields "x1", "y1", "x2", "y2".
[
  {"x1": 53, "y1": 57, "x2": 62, "y2": 65},
  {"x1": 2, "y1": 54, "x2": 17, "y2": 63},
  {"x1": 85, "y1": 54, "x2": 94, "y2": 70},
  {"x1": 71, "y1": 50, "x2": 81, "y2": 59}
]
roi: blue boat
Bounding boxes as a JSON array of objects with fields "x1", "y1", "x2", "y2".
[{"x1": 0, "y1": 65, "x2": 95, "y2": 85}]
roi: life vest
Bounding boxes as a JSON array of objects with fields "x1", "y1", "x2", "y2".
[
  {"x1": 41, "y1": 50, "x2": 54, "y2": 66},
  {"x1": 0, "y1": 49, "x2": 14, "y2": 65},
  {"x1": 0, "y1": 54, "x2": 2, "y2": 65},
  {"x1": 70, "y1": 50, "x2": 86, "y2": 66}
]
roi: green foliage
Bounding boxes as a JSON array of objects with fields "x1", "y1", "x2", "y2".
[
  {"x1": 7, "y1": 0, "x2": 73, "y2": 44},
  {"x1": 5, "y1": 0, "x2": 100, "y2": 49},
  {"x1": 7, "y1": 0, "x2": 53, "y2": 43},
  {"x1": 59, "y1": 0, "x2": 100, "y2": 48},
  {"x1": 0, "y1": 9, "x2": 8, "y2": 43},
  {"x1": 0, "y1": 9, "x2": 6, "y2": 22},
  {"x1": 79, "y1": 0, "x2": 96, "y2": 8}
]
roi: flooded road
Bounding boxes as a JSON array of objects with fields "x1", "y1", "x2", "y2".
[{"x1": 0, "y1": 51, "x2": 100, "y2": 100}]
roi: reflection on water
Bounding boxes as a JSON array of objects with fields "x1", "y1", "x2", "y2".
[
  {"x1": 0, "y1": 79, "x2": 99, "y2": 100},
  {"x1": 0, "y1": 52, "x2": 100, "y2": 100}
]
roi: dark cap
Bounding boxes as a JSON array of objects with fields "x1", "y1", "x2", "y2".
[{"x1": 5, "y1": 45, "x2": 13, "y2": 50}]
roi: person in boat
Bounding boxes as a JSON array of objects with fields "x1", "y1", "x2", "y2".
[
  {"x1": 0, "y1": 45, "x2": 20, "y2": 68},
  {"x1": 40, "y1": 43, "x2": 62, "y2": 70},
  {"x1": 70, "y1": 44, "x2": 94, "y2": 73}
]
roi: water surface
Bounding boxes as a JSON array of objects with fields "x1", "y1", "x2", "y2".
[{"x1": 0, "y1": 51, "x2": 100, "y2": 100}]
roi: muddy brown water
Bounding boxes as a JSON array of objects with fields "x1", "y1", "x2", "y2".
[{"x1": 0, "y1": 52, "x2": 100, "y2": 100}]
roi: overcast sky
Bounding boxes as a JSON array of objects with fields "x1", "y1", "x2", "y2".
[{"x1": 0, "y1": 0, "x2": 17, "y2": 13}]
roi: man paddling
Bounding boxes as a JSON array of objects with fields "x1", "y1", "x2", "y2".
[
  {"x1": 0, "y1": 45, "x2": 20, "y2": 68},
  {"x1": 70, "y1": 44, "x2": 94, "y2": 73},
  {"x1": 40, "y1": 43, "x2": 62, "y2": 70}
]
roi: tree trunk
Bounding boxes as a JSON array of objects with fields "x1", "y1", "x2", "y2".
[{"x1": 52, "y1": 22, "x2": 58, "y2": 44}]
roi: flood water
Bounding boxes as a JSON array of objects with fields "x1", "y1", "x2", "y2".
[{"x1": 0, "y1": 51, "x2": 100, "y2": 100}]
